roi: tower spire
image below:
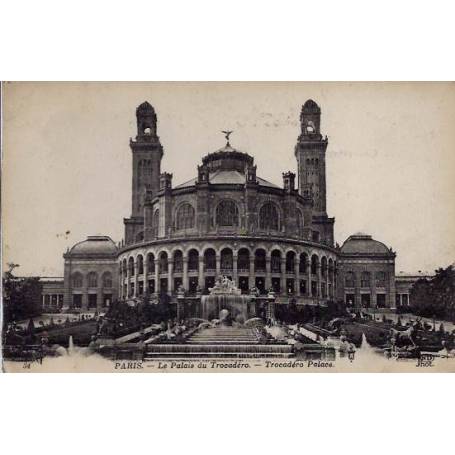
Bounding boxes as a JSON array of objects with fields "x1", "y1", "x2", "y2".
[
  {"x1": 294, "y1": 100, "x2": 328, "y2": 215},
  {"x1": 129, "y1": 101, "x2": 163, "y2": 217}
]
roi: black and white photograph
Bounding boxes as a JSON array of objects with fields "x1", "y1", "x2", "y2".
[
  {"x1": 1, "y1": 2, "x2": 454, "y2": 455},
  {"x1": 2, "y1": 82, "x2": 454, "y2": 373}
]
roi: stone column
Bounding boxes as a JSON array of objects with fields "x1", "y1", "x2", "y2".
[
  {"x1": 265, "y1": 256, "x2": 272, "y2": 290},
  {"x1": 118, "y1": 267, "x2": 123, "y2": 300},
  {"x1": 97, "y1": 287, "x2": 103, "y2": 311},
  {"x1": 371, "y1": 273, "x2": 377, "y2": 308},
  {"x1": 216, "y1": 254, "x2": 221, "y2": 277},
  {"x1": 168, "y1": 260, "x2": 174, "y2": 295},
  {"x1": 82, "y1": 278, "x2": 88, "y2": 310},
  {"x1": 280, "y1": 259, "x2": 286, "y2": 295},
  {"x1": 63, "y1": 262, "x2": 72, "y2": 310},
  {"x1": 126, "y1": 264, "x2": 131, "y2": 299},
  {"x1": 249, "y1": 257, "x2": 255, "y2": 289},
  {"x1": 355, "y1": 273, "x2": 361, "y2": 308},
  {"x1": 177, "y1": 291, "x2": 185, "y2": 321},
  {"x1": 134, "y1": 261, "x2": 139, "y2": 297},
  {"x1": 118, "y1": 269, "x2": 122, "y2": 300},
  {"x1": 307, "y1": 258, "x2": 311, "y2": 298},
  {"x1": 325, "y1": 271, "x2": 329, "y2": 300},
  {"x1": 233, "y1": 253, "x2": 238, "y2": 285},
  {"x1": 198, "y1": 256, "x2": 204, "y2": 288},
  {"x1": 388, "y1": 270, "x2": 396, "y2": 309},
  {"x1": 318, "y1": 262, "x2": 322, "y2": 297},
  {"x1": 295, "y1": 256, "x2": 300, "y2": 296},
  {"x1": 143, "y1": 256, "x2": 148, "y2": 295},
  {"x1": 155, "y1": 259, "x2": 160, "y2": 295},
  {"x1": 183, "y1": 257, "x2": 189, "y2": 290}
]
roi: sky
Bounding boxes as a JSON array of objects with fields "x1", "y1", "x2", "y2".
[{"x1": 2, "y1": 82, "x2": 455, "y2": 276}]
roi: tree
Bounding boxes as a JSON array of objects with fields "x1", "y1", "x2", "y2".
[
  {"x1": 431, "y1": 266, "x2": 455, "y2": 320},
  {"x1": 410, "y1": 265, "x2": 455, "y2": 321},
  {"x1": 3, "y1": 263, "x2": 43, "y2": 324}
]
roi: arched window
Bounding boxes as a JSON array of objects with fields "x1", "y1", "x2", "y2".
[
  {"x1": 271, "y1": 250, "x2": 281, "y2": 273},
  {"x1": 376, "y1": 271, "x2": 386, "y2": 287},
  {"x1": 103, "y1": 272, "x2": 113, "y2": 288},
  {"x1": 259, "y1": 203, "x2": 279, "y2": 231},
  {"x1": 174, "y1": 250, "x2": 183, "y2": 273},
  {"x1": 128, "y1": 257, "x2": 135, "y2": 276},
  {"x1": 328, "y1": 259, "x2": 334, "y2": 281},
  {"x1": 188, "y1": 249, "x2": 199, "y2": 271},
  {"x1": 71, "y1": 272, "x2": 83, "y2": 288},
  {"x1": 138, "y1": 159, "x2": 152, "y2": 176},
  {"x1": 87, "y1": 272, "x2": 98, "y2": 288},
  {"x1": 361, "y1": 271, "x2": 371, "y2": 288},
  {"x1": 311, "y1": 255, "x2": 319, "y2": 275},
  {"x1": 237, "y1": 248, "x2": 250, "y2": 272},
  {"x1": 204, "y1": 249, "x2": 216, "y2": 271},
  {"x1": 286, "y1": 251, "x2": 296, "y2": 273},
  {"x1": 176, "y1": 203, "x2": 195, "y2": 230},
  {"x1": 299, "y1": 253, "x2": 308, "y2": 274},
  {"x1": 216, "y1": 200, "x2": 239, "y2": 227},
  {"x1": 147, "y1": 253, "x2": 155, "y2": 274},
  {"x1": 137, "y1": 255, "x2": 144, "y2": 275},
  {"x1": 254, "y1": 249, "x2": 266, "y2": 272},
  {"x1": 345, "y1": 272, "x2": 355, "y2": 288},
  {"x1": 159, "y1": 252, "x2": 168, "y2": 273},
  {"x1": 220, "y1": 248, "x2": 233, "y2": 271},
  {"x1": 153, "y1": 209, "x2": 159, "y2": 237},
  {"x1": 321, "y1": 257, "x2": 328, "y2": 279}
]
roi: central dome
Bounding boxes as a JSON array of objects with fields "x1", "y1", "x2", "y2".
[
  {"x1": 201, "y1": 143, "x2": 254, "y2": 173},
  {"x1": 175, "y1": 143, "x2": 279, "y2": 189}
]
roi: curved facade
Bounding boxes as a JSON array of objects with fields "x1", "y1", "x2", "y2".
[
  {"x1": 119, "y1": 101, "x2": 337, "y2": 303},
  {"x1": 55, "y1": 100, "x2": 401, "y2": 311}
]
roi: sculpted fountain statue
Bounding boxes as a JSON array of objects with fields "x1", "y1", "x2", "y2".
[
  {"x1": 209, "y1": 275, "x2": 242, "y2": 295},
  {"x1": 201, "y1": 275, "x2": 255, "y2": 321}
]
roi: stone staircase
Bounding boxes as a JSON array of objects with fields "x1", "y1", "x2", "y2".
[
  {"x1": 187, "y1": 327, "x2": 260, "y2": 344},
  {"x1": 144, "y1": 326, "x2": 294, "y2": 359}
]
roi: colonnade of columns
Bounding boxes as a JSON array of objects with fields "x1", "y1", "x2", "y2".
[{"x1": 119, "y1": 247, "x2": 337, "y2": 301}]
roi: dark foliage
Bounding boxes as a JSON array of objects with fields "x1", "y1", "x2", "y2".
[
  {"x1": 3, "y1": 264, "x2": 43, "y2": 324},
  {"x1": 410, "y1": 265, "x2": 455, "y2": 321}
]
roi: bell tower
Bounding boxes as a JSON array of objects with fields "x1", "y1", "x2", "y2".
[
  {"x1": 295, "y1": 99, "x2": 328, "y2": 215},
  {"x1": 130, "y1": 101, "x2": 163, "y2": 217}
]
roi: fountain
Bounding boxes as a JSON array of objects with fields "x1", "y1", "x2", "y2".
[
  {"x1": 68, "y1": 335, "x2": 75, "y2": 355},
  {"x1": 200, "y1": 276, "x2": 255, "y2": 321},
  {"x1": 359, "y1": 333, "x2": 375, "y2": 353}
]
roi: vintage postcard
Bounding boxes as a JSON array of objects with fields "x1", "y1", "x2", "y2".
[{"x1": 2, "y1": 81, "x2": 454, "y2": 373}]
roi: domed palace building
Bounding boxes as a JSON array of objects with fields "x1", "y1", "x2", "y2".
[
  {"x1": 63, "y1": 236, "x2": 118, "y2": 310},
  {"x1": 57, "y1": 100, "x2": 402, "y2": 313},
  {"x1": 118, "y1": 100, "x2": 338, "y2": 304},
  {"x1": 337, "y1": 233, "x2": 396, "y2": 309}
]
